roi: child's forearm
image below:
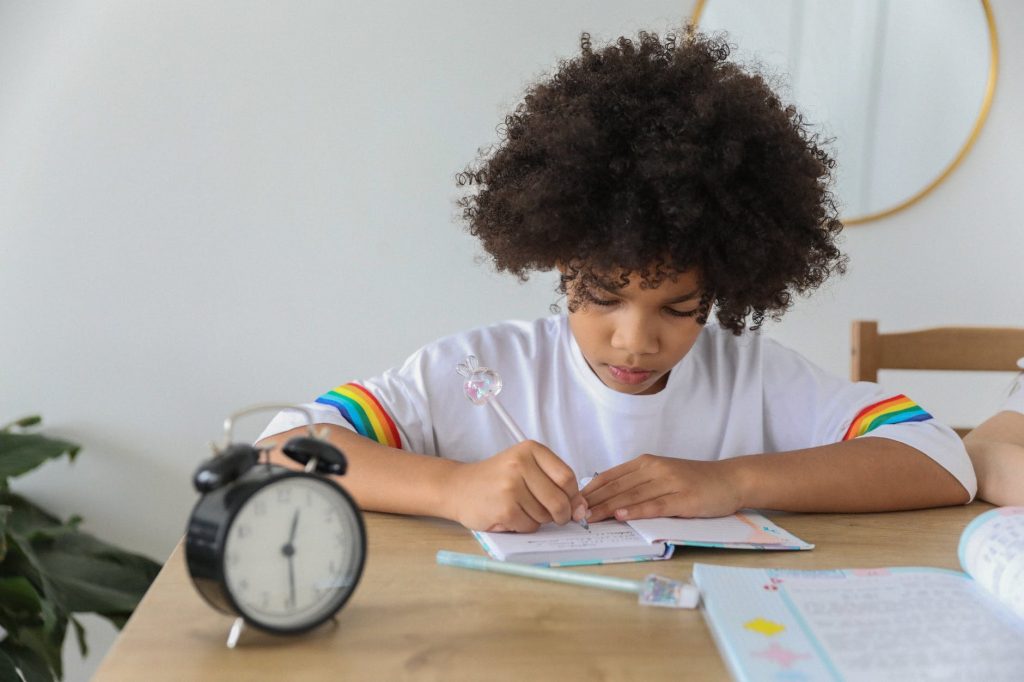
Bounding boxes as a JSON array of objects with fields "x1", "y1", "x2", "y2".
[
  {"x1": 964, "y1": 410, "x2": 1024, "y2": 446},
  {"x1": 964, "y1": 411, "x2": 1024, "y2": 506},
  {"x1": 964, "y1": 440, "x2": 1024, "y2": 506},
  {"x1": 725, "y1": 437, "x2": 971, "y2": 513},
  {"x1": 258, "y1": 424, "x2": 460, "y2": 520}
]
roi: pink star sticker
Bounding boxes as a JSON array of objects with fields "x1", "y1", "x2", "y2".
[{"x1": 752, "y1": 642, "x2": 812, "y2": 669}]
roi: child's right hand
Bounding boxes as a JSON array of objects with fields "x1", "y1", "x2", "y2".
[{"x1": 444, "y1": 440, "x2": 587, "y2": 533}]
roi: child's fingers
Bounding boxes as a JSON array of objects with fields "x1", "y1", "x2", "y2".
[
  {"x1": 610, "y1": 492, "x2": 678, "y2": 522},
  {"x1": 514, "y1": 483, "x2": 556, "y2": 526},
  {"x1": 580, "y1": 458, "x2": 641, "y2": 496},
  {"x1": 488, "y1": 497, "x2": 544, "y2": 533},
  {"x1": 525, "y1": 443, "x2": 584, "y2": 524},
  {"x1": 506, "y1": 502, "x2": 544, "y2": 533},
  {"x1": 583, "y1": 468, "x2": 653, "y2": 509},
  {"x1": 587, "y1": 478, "x2": 667, "y2": 521},
  {"x1": 521, "y1": 457, "x2": 574, "y2": 525},
  {"x1": 530, "y1": 445, "x2": 583, "y2": 499}
]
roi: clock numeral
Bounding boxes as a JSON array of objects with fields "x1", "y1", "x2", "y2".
[
  {"x1": 335, "y1": 532, "x2": 346, "y2": 547},
  {"x1": 227, "y1": 552, "x2": 240, "y2": 567},
  {"x1": 261, "y1": 592, "x2": 270, "y2": 608},
  {"x1": 253, "y1": 500, "x2": 267, "y2": 516},
  {"x1": 276, "y1": 487, "x2": 292, "y2": 503},
  {"x1": 328, "y1": 560, "x2": 339, "y2": 575},
  {"x1": 306, "y1": 490, "x2": 314, "y2": 507},
  {"x1": 239, "y1": 579, "x2": 250, "y2": 592},
  {"x1": 236, "y1": 524, "x2": 250, "y2": 539}
]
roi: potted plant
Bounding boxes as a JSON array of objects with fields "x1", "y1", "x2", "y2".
[{"x1": 0, "y1": 416, "x2": 160, "y2": 681}]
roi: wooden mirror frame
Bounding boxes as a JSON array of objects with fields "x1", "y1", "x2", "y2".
[{"x1": 689, "y1": 0, "x2": 1000, "y2": 226}]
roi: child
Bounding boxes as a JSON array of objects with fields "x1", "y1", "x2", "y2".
[
  {"x1": 258, "y1": 30, "x2": 974, "y2": 532},
  {"x1": 964, "y1": 360, "x2": 1024, "y2": 506}
]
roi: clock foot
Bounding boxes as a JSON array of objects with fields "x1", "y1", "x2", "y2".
[{"x1": 226, "y1": 617, "x2": 246, "y2": 649}]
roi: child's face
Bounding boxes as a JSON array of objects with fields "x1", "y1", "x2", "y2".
[{"x1": 566, "y1": 268, "x2": 705, "y2": 396}]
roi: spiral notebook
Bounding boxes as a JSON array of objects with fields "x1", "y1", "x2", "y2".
[
  {"x1": 473, "y1": 510, "x2": 813, "y2": 566},
  {"x1": 693, "y1": 507, "x2": 1024, "y2": 682}
]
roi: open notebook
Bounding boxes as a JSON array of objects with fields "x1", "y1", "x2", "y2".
[
  {"x1": 473, "y1": 510, "x2": 812, "y2": 566},
  {"x1": 693, "y1": 507, "x2": 1024, "y2": 682}
]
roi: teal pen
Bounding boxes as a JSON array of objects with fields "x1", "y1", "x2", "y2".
[{"x1": 435, "y1": 550, "x2": 699, "y2": 608}]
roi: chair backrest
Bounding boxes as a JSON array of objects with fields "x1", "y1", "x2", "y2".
[{"x1": 850, "y1": 320, "x2": 1024, "y2": 437}]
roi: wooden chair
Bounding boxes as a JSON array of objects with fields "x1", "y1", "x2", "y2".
[{"x1": 851, "y1": 320, "x2": 1024, "y2": 437}]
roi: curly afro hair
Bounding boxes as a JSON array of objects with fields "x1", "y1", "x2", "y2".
[{"x1": 456, "y1": 29, "x2": 846, "y2": 334}]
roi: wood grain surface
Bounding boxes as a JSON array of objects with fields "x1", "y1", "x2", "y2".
[{"x1": 94, "y1": 503, "x2": 993, "y2": 681}]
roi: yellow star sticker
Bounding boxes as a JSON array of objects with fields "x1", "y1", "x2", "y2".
[{"x1": 744, "y1": 617, "x2": 785, "y2": 636}]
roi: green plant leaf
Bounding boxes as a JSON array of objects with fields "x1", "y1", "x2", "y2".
[
  {"x1": 9, "y1": 646, "x2": 56, "y2": 682},
  {"x1": 5, "y1": 641, "x2": 57, "y2": 681},
  {"x1": 0, "y1": 416, "x2": 41, "y2": 432},
  {"x1": 6, "y1": 626, "x2": 60, "y2": 681},
  {"x1": 32, "y1": 532, "x2": 160, "y2": 618},
  {"x1": 68, "y1": 615, "x2": 87, "y2": 659},
  {"x1": 0, "y1": 432, "x2": 80, "y2": 483},
  {"x1": 0, "y1": 647, "x2": 25, "y2": 682},
  {"x1": 2, "y1": 496, "x2": 159, "y2": 617},
  {"x1": 1, "y1": 492, "x2": 62, "y2": 538},
  {"x1": 0, "y1": 530, "x2": 48, "y2": 603},
  {"x1": 1, "y1": 493, "x2": 65, "y2": 599},
  {"x1": 0, "y1": 577, "x2": 42, "y2": 620},
  {"x1": 0, "y1": 417, "x2": 159, "y2": 680},
  {"x1": 0, "y1": 505, "x2": 10, "y2": 561}
]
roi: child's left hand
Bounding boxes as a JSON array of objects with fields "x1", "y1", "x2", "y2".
[{"x1": 581, "y1": 454, "x2": 745, "y2": 521}]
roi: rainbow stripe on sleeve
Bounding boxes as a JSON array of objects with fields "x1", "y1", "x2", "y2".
[
  {"x1": 842, "y1": 394, "x2": 933, "y2": 441},
  {"x1": 315, "y1": 383, "x2": 402, "y2": 449}
]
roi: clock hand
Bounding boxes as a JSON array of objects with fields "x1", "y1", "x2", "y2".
[
  {"x1": 288, "y1": 552, "x2": 296, "y2": 608},
  {"x1": 288, "y1": 508, "x2": 300, "y2": 544},
  {"x1": 283, "y1": 509, "x2": 300, "y2": 608}
]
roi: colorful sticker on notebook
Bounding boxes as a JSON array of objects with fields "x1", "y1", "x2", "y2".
[
  {"x1": 842, "y1": 394, "x2": 932, "y2": 440},
  {"x1": 745, "y1": 617, "x2": 786, "y2": 636},
  {"x1": 315, "y1": 382, "x2": 402, "y2": 448},
  {"x1": 736, "y1": 512, "x2": 786, "y2": 544},
  {"x1": 752, "y1": 642, "x2": 812, "y2": 669}
]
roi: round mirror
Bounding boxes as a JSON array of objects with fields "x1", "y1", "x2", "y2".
[{"x1": 692, "y1": 0, "x2": 998, "y2": 225}]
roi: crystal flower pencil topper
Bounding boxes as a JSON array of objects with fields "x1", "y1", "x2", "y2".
[
  {"x1": 455, "y1": 354, "x2": 527, "y2": 445},
  {"x1": 456, "y1": 355, "x2": 503, "y2": 405},
  {"x1": 455, "y1": 354, "x2": 589, "y2": 530}
]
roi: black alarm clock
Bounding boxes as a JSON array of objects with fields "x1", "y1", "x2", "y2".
[{"x1": 185, "y1": 405, "x2": 366, "y2": 644}]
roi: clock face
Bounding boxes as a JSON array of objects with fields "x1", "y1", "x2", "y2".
[{"x1": 222, "y1": 475, "x2": 364, "y2": 631}]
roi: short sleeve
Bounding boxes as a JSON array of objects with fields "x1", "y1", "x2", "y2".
[
  {"x1": 256, "y1": 348, "x2": 434, "y2": 454},
  {"x1": 761, "y1": 339, "x2": 976, "y2": 500}
]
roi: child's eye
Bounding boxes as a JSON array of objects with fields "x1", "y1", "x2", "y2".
[
  {"x1": 590, "y1": 297, "x2": 619, "y2": 307},
  {"x1": 665, "y1": 307, "x2": 699, "y2": 318}
]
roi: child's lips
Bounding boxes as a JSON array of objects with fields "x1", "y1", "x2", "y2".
[{"x1": 607, "y1": 365, "x2": 655, "y2": 385}]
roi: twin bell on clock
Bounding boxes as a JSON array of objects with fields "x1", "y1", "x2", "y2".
[{"x1": 185, "y1": 405, "x2": 366, "y2": 644}]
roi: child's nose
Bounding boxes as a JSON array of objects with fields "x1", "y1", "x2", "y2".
[{"x1": 610, "y1": 316, "x2": 659, "y2": 356}]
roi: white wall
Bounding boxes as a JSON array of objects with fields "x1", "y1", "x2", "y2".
[{"x1": 1, "y1": 2, "x2": 1020, "y2": 679}]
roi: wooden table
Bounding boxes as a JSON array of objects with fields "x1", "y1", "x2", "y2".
[{"x1": 94, "y1": 503, "x2": 992, "y2": 681}]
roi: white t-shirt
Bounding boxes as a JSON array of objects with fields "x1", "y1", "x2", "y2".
[{"x1": 261, "y1": 315, "x2": 976, "y2": 498}]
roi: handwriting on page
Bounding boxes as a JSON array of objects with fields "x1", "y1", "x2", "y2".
[
  {"x1": 781, "y1": 571, "x2": 1024, "y2": 679},
  {"x1": 960, "y1": 508, "x2": 1024, "y2": 618},
  {"x1": 490, "y1": 521, "x2": 644, "y2": 552}
]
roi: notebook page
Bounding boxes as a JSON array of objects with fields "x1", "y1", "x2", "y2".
[
  {"x1": 694, "y1": 564, "x2": 1024, "y2": 682},
  {"x1": 958, "y1": 506, "x2": 1024, "y2": 618},
  {"x1": 627, "y1": 511, "x2": 813, "y2": 549},
  {"x1": 474, "y1": 520, "x2": 658, "y2": 563}
]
